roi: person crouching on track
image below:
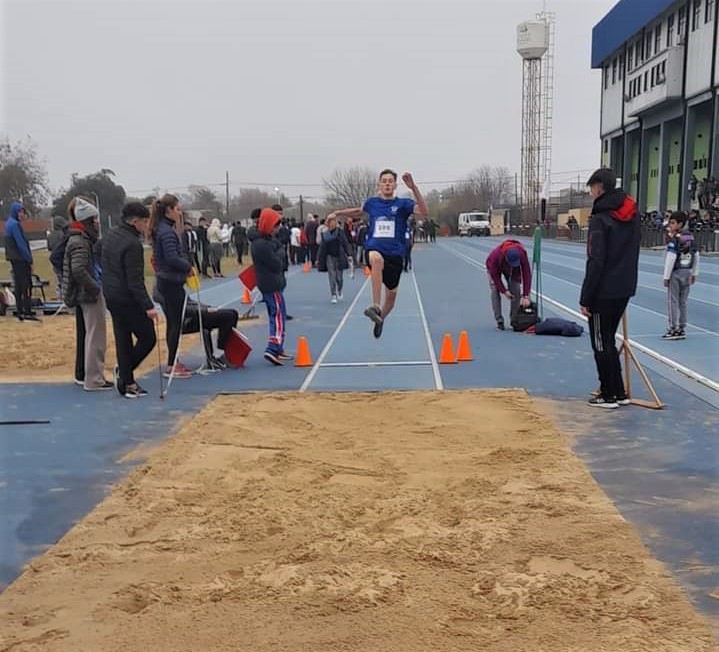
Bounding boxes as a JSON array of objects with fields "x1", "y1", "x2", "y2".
[
  {"x1": 149, "y1": 194, "x2": 193, "y2": 379},
  {"x1": 102, "y1": 203, "x2": 158, "y2": 398},
  {"x1": 251, "y1": 207, "x2": 292, "y2": 366},
  {"x1": 485, "y1": 239, "x2": 532, "y2": 331}
]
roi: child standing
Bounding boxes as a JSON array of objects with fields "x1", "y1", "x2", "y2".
[{"x1": 663, "y1": 211, "x2": 699, "y2": 340}]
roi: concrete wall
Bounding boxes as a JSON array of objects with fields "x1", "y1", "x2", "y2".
[{"x1": 686, "y1": 13, "x2": 715, "y2": 97}]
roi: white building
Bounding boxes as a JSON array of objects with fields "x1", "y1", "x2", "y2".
[{"x1": 592, "y1": 0, "x2": 717, "y2": 211}]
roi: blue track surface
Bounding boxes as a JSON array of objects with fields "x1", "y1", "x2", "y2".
[{"x1": 1, "y1": 236, "x2": 717, "y2": 624}]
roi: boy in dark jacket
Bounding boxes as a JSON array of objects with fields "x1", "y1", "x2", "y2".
[
  {"x1": 250, "y1": 207, "x2": 291, "y2": 366},
  {"x1": 3, "y1": 201, "x2": 37, "y2": 321},
  {"x1": 580, "y1": 168, "x2": 640, "y2": 409},
  {"x1": 102, "y1": 203, "x2": 158, "y2": 398}
]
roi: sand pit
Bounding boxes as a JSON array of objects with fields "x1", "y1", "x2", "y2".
[
  {"x1": 0, "y1": 390, "x2": 714, "y2": 651},
  {"x1": 0, "y1": 315, "x2": 198, "y2": 383}
]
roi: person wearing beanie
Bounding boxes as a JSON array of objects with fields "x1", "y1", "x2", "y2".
[
  {"x1": 485, "y1": 239, "x2": 532, "y2": 331},
  {"x1": 250, "y1": 207, "x2": 292, "y2": 365},
  {"x1": 3, "y1": 201, "x2": 38, "y2": 321},
  {"x1": 63, "y1": 196, "x2": 112, "y2": 390},
  {"x1": 148, "y1": 194, "x2": 193, "y2": 380},
  {"x1": 580, "y1": 167, "x2": 640, "y2": 409},
  {"x1": 102, "y1": 202, "x2": 158, "y2": 398}
]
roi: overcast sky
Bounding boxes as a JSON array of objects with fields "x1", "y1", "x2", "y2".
[{"x1": 1, "y1": 0, "x2": 616, "y2": 203}]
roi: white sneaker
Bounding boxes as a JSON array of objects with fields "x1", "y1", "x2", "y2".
[{"x1": 331, "y1": 296, "x2": 337, "y2": 304}]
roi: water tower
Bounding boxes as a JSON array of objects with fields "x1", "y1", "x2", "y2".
[{"x1": 517, "y1": 15, "x2": 554, "y2": 218}]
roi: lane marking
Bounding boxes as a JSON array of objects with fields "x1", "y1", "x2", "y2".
[
  {"x1": 299, "y1": 278, "x2": 369, "y2": 392},
  {"x1": 451, "y1": 241, "x2": 719, "y2": 338},
  {"x1": 440, "y1": 242, "x2": 719, "y2": 394},
  {"x1": 411, "y1": 269, "x2": 444, "y2": 390},
  {"x1": 319, "y1": 361, "x2": 432, "y2": 368}
]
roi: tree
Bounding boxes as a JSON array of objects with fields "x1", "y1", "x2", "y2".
[
  {"x1": 189, "y1": 185, "x2": 222, "y2": 216},
  {"x1": 228, "y1": 188, "x2": 291, "y2": 222},
  {"x1": 0, "y1": 136, "x2": 50, "y2": 217},
  {"x1": 52, "y1": 170, "x2": 126, "y2": 231},
  {"x1": 323, "y1": 166, "x2": 377, "y2": 208}
]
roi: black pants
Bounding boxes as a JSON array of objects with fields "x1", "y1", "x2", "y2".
[
  {"x1": 309, "y1": 243, "x2": 319, "y2": 266},
  {"x1": 185, "y1": 308, "x2": 238, "y2": 355},
  {"x1": 10, "y1": 260, "x2": 33, "y2": 317},
  {"x1": 200, "y1": 246, "x2": 210, "y2": 276},
  {"x1": 108, "y1": 301, "x2": 157, "y2": 386},
  {"x1": 75, "y1": 307, "x2": 86, "y2": 382},
  {"x1": 588, "y1": 297, "x2": 629, "y2": 400},
  {"x1": 157, "y1": 278, "x2": 186, "y2": 368}
]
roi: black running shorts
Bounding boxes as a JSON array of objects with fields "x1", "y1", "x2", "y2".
[{"x1": 367, "y1": 250, "x2": 403, "y2": 290}]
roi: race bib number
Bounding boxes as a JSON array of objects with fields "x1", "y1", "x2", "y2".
[
  {"x1": 678, "y1": 252, "x2": 693, "y2": 268},
  {"x1": 373, "y1": 219, "x2": 395, "y2": 239}
]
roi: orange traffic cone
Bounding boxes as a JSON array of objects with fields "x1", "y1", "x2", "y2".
[
  {"x1": 438, "y1": 333, "x2": 457, "y2": 364},
  {"x1": 457, "y1": 330, "x2": 473, "y2": 362},
  {"x1": 241, "y1": 287, "x2": 252, "y2": 305},
  {"x1": 364, "y1": 265, "x2": 371, "y2": 277},
  {"x1": 294, "y1": 336, "x2": 313, "y2": 367},
  {"x1": 303, "y1": 261, "x2": 311, "y2": 273}
]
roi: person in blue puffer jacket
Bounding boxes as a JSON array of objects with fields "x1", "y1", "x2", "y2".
[
  {"x1": 3, "y1": 201, "x2": 37, "y2": 321},
  {"x1": 149, "y1": 194, "x2": 193, "y2": 379}
]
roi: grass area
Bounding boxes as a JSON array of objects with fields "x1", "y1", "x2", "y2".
[{"x1": 1, "y1": 248, "x2": 248, "y2": 299}]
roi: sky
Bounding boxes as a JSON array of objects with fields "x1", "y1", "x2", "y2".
[{"x1": 1, "y1": 0, "x2": 617, "y2": 203}]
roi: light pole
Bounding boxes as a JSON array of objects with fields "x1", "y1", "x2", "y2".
[{"x1": 274, "y1": 187, "x2": 281, "y2": 206}]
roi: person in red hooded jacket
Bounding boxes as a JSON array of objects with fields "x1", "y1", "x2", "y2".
[
  {"x1": 250, "y1": 207, "x2": 292, "y2": 366},
  {"x1": 580, "y1": 168, "x2": 640, "y2": 409},
  {"x1": 485, "y1": 239, "x2": 532, "y2": 330}
]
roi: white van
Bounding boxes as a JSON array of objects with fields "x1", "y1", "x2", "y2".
[{"x1": 458, "y1": 211, "x2": 490, "y2": 237}]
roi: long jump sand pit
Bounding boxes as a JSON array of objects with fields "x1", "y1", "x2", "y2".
[{"x1": 0, "y1": 390, "x2": 715, "y2": 651}]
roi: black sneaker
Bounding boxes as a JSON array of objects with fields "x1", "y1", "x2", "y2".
[
  {"x1": 85, "y1": 380, "x2": 114, "y2": 392},
  {"x1": 373, "y1": 320, "x2": 384, "y2": 339},
  {"x1": 661, "y1": 329, "x2": 677, "y2": 340},
  {"x1": 278, "y1": 352, "x2": 294, "y2": 361},
  {"x1": 264, "y1": 351, "x2": 284, "y2": 366},
  {"x1": 124, "y1": 383, "x2": 148, "y2": 399},
  {"x1": 587, "y1": 396, "x2": 619, "y2": 409},
  {"x1": 363, "y1": 305, "x2": 383, "y2": 325},
  {"x1": 675, "y1": 330, "x2": 686, "y2": 339},
  {"x1": 23, "y1": 314, "x2": 42, "y2": 322},
  {"x1": 496, "y1": 318, "x2": 505, "y2": 331},
  {"x1": 73, "y1": 378, "x2": 84, "y2": 387},
  {"x1": 208, "y1": 356, "x2": 227, "y2": 370},
  {"x1": 615, "y1": 395, "x2": 631, "y2": 406}
]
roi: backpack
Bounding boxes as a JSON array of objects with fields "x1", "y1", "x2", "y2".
[
  {"x1": 511, "y1": 301, "x2": 539, "y2": 332},
  {"x1": 49, "y1": 233, "x2": 69, "y2": 270}
]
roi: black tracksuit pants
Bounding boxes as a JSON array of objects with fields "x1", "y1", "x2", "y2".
[
  {"x1": 107, "y1": 301, "x2": 157, "y2": 386},
  {"x1": 588, "y1": 297, "x2": 629, "y2": 400},
  {"x1": 10, "y1": 260, "x2": 33, "y2": 317},
  {"x1": 157, "y1": 278, "x2": 186, "y2": 368}
]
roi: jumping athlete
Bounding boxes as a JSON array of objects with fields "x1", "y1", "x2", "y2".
[{"x1": 328, "y1": 169, "x2": 428, "y2": 338}]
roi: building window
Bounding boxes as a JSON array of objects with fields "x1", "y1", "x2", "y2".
[
  {"x1": 644, "y1": 71, "x2": 649, "y2": 91},
  {"x1": 707, "y1": 0, "x2": 715, "y2": 23},
  {"x1": 692, "y1": 0, "x2": 701, "y2": 29},
  {"x1": 655, "y1": 24, "x2": 662, "y2": 52},
  {"x1": 646, "y1": 31, "x2": 653, "y2": 57},
  {"x1": 627, "y1": 45, "x2": 634, "y2": 70},
  {"x1": 667, "y1": 13, "x2": 675, "y2": 45},
  {"x1": 678, "y1": 5, "x2": 686, "y2": 36},
  {"x1": 637, "y1": 37, "x2": 644, "y2": 62},
  {"x1": 604, "y1": 66, "x2": 609, "y2": 90},
  {"x1": 619, "y1": 54, "x2": 625, "y2": 80},
  {"x1": 612, "y1": 58, "x2": 617, "y2": 84}
]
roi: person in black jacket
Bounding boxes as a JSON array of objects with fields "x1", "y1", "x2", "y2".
[
  {"x1": 196, "y1": 217, "x2": 211, "y2": 278},
  {"x1": 317, "y1": 215, "x2": 352, "y2": 303},
  {"x1": 149, "y1": 194, "x2": 193, "y2": 379},
  {"x1": 580, "y1": 168, "x2": 640, "y2": 409},
  {"x1": 102, "y1": 203, "x2": 158, "y2": 398},
  {"x1": 250, "y1": 207, "x2": 291, "y2": 366}
]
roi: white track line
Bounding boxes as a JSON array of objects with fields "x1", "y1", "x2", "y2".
[
  {"x1": 319, "y1": 361, "x2": 432, "y2": 368},
  {"x1": 299, "y1": 277, "x2": 369, "y2": 392},
  {"x1": 441, "y1": 242, "x2": 719, "y2": 394},
  {"x1": 411, "y1": 269, "x2": 444, "y2": 390}
]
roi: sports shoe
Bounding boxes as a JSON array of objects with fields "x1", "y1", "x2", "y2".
[
  {"x1": 496, "y1": 318, "x2": 505, "y2": 331},
  {"x1": 338, "y1": 293, "x2": 343, "y2": 301},
  {"x1": 615, "y1": 395, "x2": 631, "y2": 406},
  {"x1": 73, "y1": 377, "x2": 84, "y2": 387},
  {"x1": 264, "y1": 351, "x2": 284, "y2": 366},
  {"x1": 331, "y1": 295, "x2": 337, "y2": 304},
  {"x1": 363, "y1": 305, "x2": 383, "y2": 325},
  {"x1": 163, "y1": 364, "x2": 192, "y2": 379},
  {"x1": 373, "y1": 320, "x2": 384, "y2": 339},
  {"x1": 124, "y1": 383, "x2": 148, "y2": 399},
  {"x1": 662, "y1": 329, "x2": 679, "y2": 340},
  {"x1": 84, "y1": 380, "x2": 114, "y2": 391},
  {"x1": 587, "y1": 396, "x2": 619, "y2": 409},
  {"x1": 675, "y1": 330, "x2": 686, "y2": 339},
  {"x1": 278, "y1": 352, "x2": 294, "y2": 361},
  {"x1": 23, "y1": 314, "x2": 42, "y2": 322}
]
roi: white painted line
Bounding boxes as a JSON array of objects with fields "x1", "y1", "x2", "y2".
[
  {"x1": 411, "y1": 269, "x2": 444, "y2": 390},
  {"x1": 319, "y1": 361, "x2": 432, "y2": 368},
  {"x1": 441, "y1": 242, "x2": 719, "y2": 394},
  {"x1": 299, "y1": 277, "x2": 370, "y2": 392}
]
